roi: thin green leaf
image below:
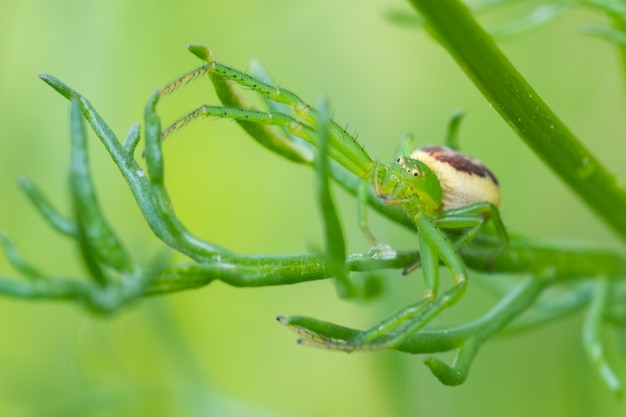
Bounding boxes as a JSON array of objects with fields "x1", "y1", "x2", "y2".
[
  {"x1": 0, "y1": 234, "x2": 45, "y2": 280},
  {"x1": 315, "y1": 98, "x2": 353, "y2": 299},
  {"x1": 70, "y1": 98, "x2": 133, "y2": 274},
  {"x1": 143, "y1": 91, "x2": 165, "y2": 186},
  {"x1": 468, "y1": 0, "x2": 520, "y2": 12},
  {"x1": 385, "y1": 9, "x2": 424, "y2": 28},
  {"x1": 17, "y1": 176, "x2": 78, "y2": 238},
  {"x1": 582, "y1": 278, "x2": 623, "y2": 396},
  {"x1": 500, "y1": 282, "x2": 592, "y2": 333},
  {"x1": 489, "y1": 3, "x2": 573, "y2": 39},
  {"x1": 581, "y1": 22, "x2": 626, "y2": 45},
  {"x1": 584, "y1": 0, "x2": 626, "y2": 17},
  {"x1": 0, "y1": 275, "x2": 88, "y2": 300},
  {"x1": 424, "y1": 339, "x2": 479, "y2": 386},
  {"x1": 38, "y1": 74, "x2": 74, "y2": 100},
  {"x1": 123, "y1": 122, "x2": 141, "y2": 154},
  {"x1": 444, "y1": 110, "x2": 466, "y2": 150}
]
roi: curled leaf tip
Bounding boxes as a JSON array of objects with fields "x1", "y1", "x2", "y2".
[
  {"x1": 145, "y1": 89, "x2": 160, "y2": 112},
  {"x1": 16, "y1": 176, "x2": 30, "y2": 187},
  {"x1": 38, "y1": 73, "x2": 55, "y2": 86},
  {"x1": 187, "y1": 44, "x2": 214, "y2": 62},
  {"x1": 38, "y1": 74, "x2": 74, "y2": 99}
]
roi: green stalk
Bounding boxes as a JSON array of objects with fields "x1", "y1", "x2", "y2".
[{"x1": 407, "y1": 0, "x2": 626, "y2": 242}]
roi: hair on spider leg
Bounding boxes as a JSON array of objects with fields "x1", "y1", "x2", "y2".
[{"x1": 159, "y1": 65, "x2": 209, "y2": 98}]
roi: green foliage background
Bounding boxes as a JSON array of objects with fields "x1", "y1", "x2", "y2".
[{"x1": 1, "y1": 0, "x2": 625, "y2": 416}]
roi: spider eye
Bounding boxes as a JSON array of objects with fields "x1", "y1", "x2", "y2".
[
  {"x1": 412, "y1": 170, "x2": 420, "y2": 177},
  {"x1": 396, "y1": 157, "x2": 402, "y2": 163}
]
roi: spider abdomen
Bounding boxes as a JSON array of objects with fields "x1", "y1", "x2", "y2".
[{"x1": 411, "y1": 146, "x2": 500, "y2": 211}]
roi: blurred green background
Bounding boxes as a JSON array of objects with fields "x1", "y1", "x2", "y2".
[{"x1": 1, "y1": 0, "x2": 625, "y2": 416}]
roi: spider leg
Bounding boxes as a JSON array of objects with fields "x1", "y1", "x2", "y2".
[
  {"x1": 200, "y1": 53, "x2": 373, "y2": 178},
  {"x1": 295, "y1": 298, "x2": 431, "y2": 351},
  {"x1": 437, "y1": 202, "x2": 509, "y2": 270},
  {"x1": 158, "y1": 48, "x2": 375, "y2": 179},
  {"x1": 292, "y1": 215, "x2": 467, "y2": 352}
]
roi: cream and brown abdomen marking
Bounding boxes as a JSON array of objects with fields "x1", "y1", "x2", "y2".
[{"x1": 410, "y1": 146, "x2": 500, "y2": 211}]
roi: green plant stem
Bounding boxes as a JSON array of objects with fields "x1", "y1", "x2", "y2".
[
  {"x1": 461, "y1": 234, "x2": 626, "y2": 278},
  {"x1": 4, "y1": 236, "x2": 623, "y2": 300},
  {"x1": 407, "y1": 0, "x2": 626, "y2": 243}
]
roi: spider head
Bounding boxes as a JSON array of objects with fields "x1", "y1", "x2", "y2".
[{"x1": 391, "y1": 155, "x2": 443, "y2": 212}]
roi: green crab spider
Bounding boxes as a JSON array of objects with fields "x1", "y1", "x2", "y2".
[{"x1": 157, "y1": 47, "x2": 509, "y2": 352}]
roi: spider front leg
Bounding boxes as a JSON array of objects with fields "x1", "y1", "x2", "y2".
[
  {"x1": 357, "y1": 215, "x2": 468, "y2": 349},
  {"x1": 160, "y1": 47, "x2": 374, "y2": 180},
  {"x1": 294, "y1": 214, "x2": 468, "y2": 352}
]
